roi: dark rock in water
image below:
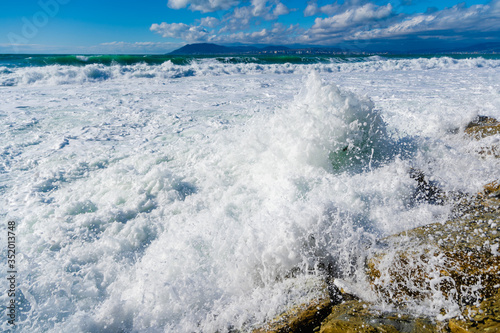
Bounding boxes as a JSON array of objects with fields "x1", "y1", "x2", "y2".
[
  {"x1": 465, "y1": 116, "x2": 499, "y2": 129},
  {"x1": 465, "y1": 116, "x2": 500, "y2": 140},
  {"x1": 366, "y1": 181, "x2": 500, "y2": 315},
  {"x1": 409, "y1": 168, "x2": 446, "y2": 205},
  {"x1": 256, "y1": 173, "x2": 499, "y2": 332},
  {"x1": 463, "y1": 116, "x2": 500, "y2": 158}
]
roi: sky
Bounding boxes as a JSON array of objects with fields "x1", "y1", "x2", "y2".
[{"x1": 1, "y1": 0, "x2": 499, "y2": 54}]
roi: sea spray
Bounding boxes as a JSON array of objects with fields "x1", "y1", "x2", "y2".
[
  {"x1": 1, "y1": 57, "x2": 499, "y2": 332},
  {"x1": 282, "y1": 71, "x2": 391, "y2": 173},
  {"x1": 12, "y1": 73, "x2": 388, "y2": 332}
]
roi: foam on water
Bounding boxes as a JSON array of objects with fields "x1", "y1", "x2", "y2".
[
  {"x1": 1, "y1": 56, "x2": 500, "y2": 87},
  {"x1": 1, "y1": 60, "x2": 499, "y2": 332}
]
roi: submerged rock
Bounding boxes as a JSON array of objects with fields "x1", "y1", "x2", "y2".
[{"x1": 409, "y1": 168, "x2": 446, "y2": 205}]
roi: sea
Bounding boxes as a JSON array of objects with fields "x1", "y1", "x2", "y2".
[{"x1": 1, "y1": 53, "x2": 499, "y2": 332}]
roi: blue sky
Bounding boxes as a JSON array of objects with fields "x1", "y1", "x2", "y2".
[{"x1": 1, "y1": 0, "x2": 499, "y2": 53}]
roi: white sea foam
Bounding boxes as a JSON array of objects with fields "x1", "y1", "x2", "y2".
[
  {"x1": 1, "y1": 57, "x2": 500, "y2": 86},
  {"x1": 0, "y1": 60, "x2": 499, "y2": 332},
  {"x1": 76, "y1": 55, "x2": 89, "y2": 62}
]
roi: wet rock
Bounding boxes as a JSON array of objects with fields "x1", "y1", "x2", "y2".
[
  {"x1": 254, "y1": 282, "x2": 335, "y2": 333},
  {"x1": 464, "y1": 116, "x2": 500, "y2": 157},
  {"x1": 465, "y1": 116, "x2": 499, "y2": 130},
  {"x1": 257, "y1": 180, "x2": 499, "y2": 333},
  {"x1": 482, "y1": 180, "x2": 500, "y2": 200},
  {"x1": 409, "y1": 168, "x2": 446, "y2": 205},
  {"x1": 448, "y1": 290, "x2": 500, "y2": 332},
  {"x1": 319, "y1": 299, "x2": 440, "y2": 333},
  {"x1": 366, "y1": 182, "x2": 500, "y2": 314},
  {"x1": 465, "y1": 115, "x2": 500, "y2": 134}
]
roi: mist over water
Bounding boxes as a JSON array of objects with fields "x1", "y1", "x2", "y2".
[{"x1": 1, "y1": 56, "x2": 499, "y2": 332}]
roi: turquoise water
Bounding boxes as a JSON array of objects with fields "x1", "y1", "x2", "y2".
[{"x1": 1, "y1": 53, "x2": 499, "y2": 68}]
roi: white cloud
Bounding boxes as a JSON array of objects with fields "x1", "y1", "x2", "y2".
[
  {"x1": 150, "y1": 22, "x2": 211, "y2": 42},
  {"x1": 493, "y1": 0, "x2": 500, "y2": 12},
  {"x1": 248, "y1": 0, "x2": 290, "y2": 19},
  {"x1": 219, "y1": 6, "x2": 253, "y2": 32},
  {"x1": 312, "y1": 3, "x2": 393, "y2": 32},
  {"x1": 251, "y1": 0, "x2": 268, "y2": 16},
  {"x1": 199, "y1": 16, "x2": 220, "y2": 28},
  {"x1": 167, "y1": 0, "x2": 238, "y2": 12},
  {"x1": 151, "y1": 0, "x2": 500, "y2": 48},
  {"x1": 350, "y1": 1, "x2": 500, "y2": 40},
  {"x1": 218, "y1": 0, "x2": 291, "y2": 32},
  {"x1": 273, "y1": 2, "x2": 289, "y2": 16},
  {"x1": 319, "y1": 3, "x2": 341, "y2": 16},
  {"x1": 213, "y1": 23, "x2": 301, "y2": 44},
  {"x1": 304, "y1": 1, "x2": 318, "y2": 17}
]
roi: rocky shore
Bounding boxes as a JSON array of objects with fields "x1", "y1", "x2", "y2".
[{"x1": 254, "y1": 117, "x2": 500, "y2": 333}]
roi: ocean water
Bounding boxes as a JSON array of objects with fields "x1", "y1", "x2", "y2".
[{"x1": 1, "y1": 54, "x2": 500, "y2": 332}]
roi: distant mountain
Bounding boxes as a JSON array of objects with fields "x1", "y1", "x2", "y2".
[
  {"x1": 169, "y1": 43, "x2": 258, "y2": 55},
  {"x1": 453, "y1": 42, "x2": 500, "y2": 53},
  {"x1": 168, "y1": 43, "x2": 364, "y2": 55},
  {"x1": 168, "y1": 42, "x2": 500, "y2": 56}
]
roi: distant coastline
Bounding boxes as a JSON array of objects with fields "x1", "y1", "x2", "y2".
[{"x1": 168, "y1": 42, "x2": 500, "y2": 56}]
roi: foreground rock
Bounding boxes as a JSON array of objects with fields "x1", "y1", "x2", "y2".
[
  {"x1": 464, "y1": 116, "x2": 500, "y2": 139},
  {"x1": 464, "y1": 115, "x2": 500, "y2": 157},
  {"x1": 256, "y1": 180, "x2": 499, "y2": 333},
  {"x1": 253, "y1": 281, "x2": 334, "y2": 333},
  {"x1": 367, "y1": 181, "x2": 500, "y2": 310},
  {"x1": 319, "y1": 298, "x2": 439, "y2": 333},
  {"x1": 255, "y1": 117, "x2": 500, "y2": 333},
  {"x1": 448, "y1": 289, "x2": 500, "y2": 332},
  {"x1": 362, "y1": 179, "x2": 500, "y2": 333}
]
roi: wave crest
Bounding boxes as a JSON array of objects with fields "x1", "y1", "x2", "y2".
[{"x1": 1, "y1": 56, "x2": 499, "y2": 86}]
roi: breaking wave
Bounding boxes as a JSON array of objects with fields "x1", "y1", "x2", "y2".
[{"x1": 1, "y1": 56, "x2": 500, "y2": 86}]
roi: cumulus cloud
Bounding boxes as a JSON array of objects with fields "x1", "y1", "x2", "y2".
[
  {"x1": 248, "y1": 0, "x2": 290, "y2": 19},
  {"x1": 151, "y1": 0, "x2": 500, "y2": 48},
  {"x1": 302, "y1": 2, "x2": 394, "y2": 43},
  {"x1": 273, "y1": 2, "x2": 289, "y2": 16},
  {"x1": 304, "y1": 0, "x2": 342, "y2": 16},
  {"x1": 212, "y1": 0, "x2": 291, "y2": 33},
  {"x1": 167, "y1": 0, "x2": 290, "y2": 18},
  {"x1": 213, "y1": 23, "x2": 302, "y2": 44},
  {"x1": 351, "y1": 1, "x2": 500, "y2": 40},
  {"x1": 150, "y1": 22, "x2": 211, "y2": 42},
  {"x1": 304, "y1": 1, "x2": 318, "y2": 17},
  {"x1": 251, "y1": 0, "x2": 268, "y2": 16},
  {"x1": 167, "y1": 0, "x2": 238, "y2": 12},
  {"x1": 312, "y1": 3, "x2": 393, "y2": 32},
  {"x1": 199, "y1": 16, "x2": 220, "y2": 28},
  {"x1": 493, "y1": 0, "x2": 500, "y2": 12}
]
